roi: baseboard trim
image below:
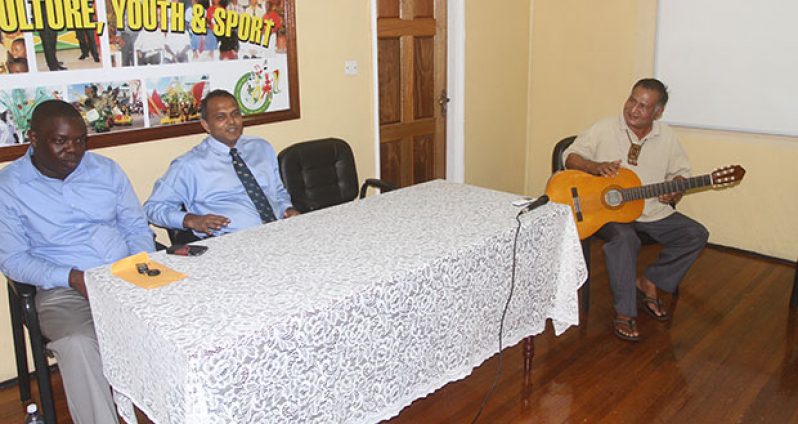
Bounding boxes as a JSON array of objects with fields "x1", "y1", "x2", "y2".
[
  {"x1": 707, "y1": 243, "x2": 796, "y2": 267},
  {"x1": 0, "y1": 365, "x2": 59, "y2": 391}
]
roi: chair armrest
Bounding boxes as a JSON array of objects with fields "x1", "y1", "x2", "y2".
[
  {"x1": 7, "y1": 279, "x2": 37, "y2": 299},
  {"x1": 168, "y1": 228, "x2": 201, "y2": 245},
  {"x1": 359, "y1": 178, "x2": 397, "y2": 199},
  {"x1": 155, "y1": 205, "x2": 202, "y2": 246}
]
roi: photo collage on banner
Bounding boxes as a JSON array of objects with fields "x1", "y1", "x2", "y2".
[{"x1": 0, "y1": 0, "x2": 293, "y2": 149}]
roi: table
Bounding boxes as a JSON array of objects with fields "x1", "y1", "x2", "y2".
[{"x1": 85, "y1": 180, "x2": 587, "y2": 423}]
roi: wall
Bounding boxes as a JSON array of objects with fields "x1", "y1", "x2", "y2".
[
  {"x1": 525, "y1": 0, "x2": 798, "y2": 261},
  {"x1": 462, "y1": 1, "x2": 531, "y2": 194},
  {"x1": 0, "y1": 0, "x2": 377, "y2": 383},
  {"x1": 4, "y1": 0, "x2": 793, "y2": 388}
]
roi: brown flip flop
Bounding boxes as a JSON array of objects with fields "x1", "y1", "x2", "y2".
[
  {"x1": 637, "y1": 289, "x2": 670, "y2": 321},
  {"x1": 613, "y1": 317, "x2": 641, "y2": 342}
]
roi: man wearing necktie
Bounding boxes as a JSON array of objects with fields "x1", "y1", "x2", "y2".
[{"x1": 145, "y1": 89, "x2": 299, "y2": 238}]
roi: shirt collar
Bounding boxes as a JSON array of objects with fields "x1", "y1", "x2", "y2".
[
  {"x1": 618, "y1": 115, "x2": 661, "y2": 142},
  {"x1": 18, "y1": 146, "x2": 88, "y2": 184},
  {"x1": 204, "y1": 135, "x2": 244, "y2": 156}
]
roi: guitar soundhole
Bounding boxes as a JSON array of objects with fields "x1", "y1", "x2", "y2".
[{"x1": 604, "y1": 189, "x2": 623, "y2": 207}]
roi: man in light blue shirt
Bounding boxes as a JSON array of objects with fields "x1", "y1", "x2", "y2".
[
  {"x1": 0, "y1": 100, "x2": 154, "y2": 423},
  {"x1": 145, "y1": 89, "x2": 298, "y2": 238}
]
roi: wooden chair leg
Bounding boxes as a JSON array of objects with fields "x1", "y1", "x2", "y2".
[
  {"x1": 523, "y1": 336, "x2": 535, "y2": 384},
  {"x1": 790, "y1": 261, "x2": 798, "y2": 308}
]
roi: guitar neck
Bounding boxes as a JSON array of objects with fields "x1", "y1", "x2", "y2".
[{"x1": 622, "y1": 174, "x2": 712, "y2": 201}]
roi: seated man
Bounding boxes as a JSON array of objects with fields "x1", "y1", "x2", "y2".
[
  {"x1": 145, "y1": 89, "x2": 298, "y2": 238},
  {"x1": 563, "y1": 78, "x2": 709, "y2": 342},
  {"x1": 0, "y1": 100, "x2": 154, "y2": 423}
]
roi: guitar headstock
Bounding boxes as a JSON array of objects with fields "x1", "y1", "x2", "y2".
[{"x1": 710, "y1": 165, "x2": 746, "y2": 187}]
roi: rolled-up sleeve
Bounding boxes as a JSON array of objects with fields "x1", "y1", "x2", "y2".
[
  {"x1": 144, "y1": 162, "x2": 191, "y2": 230},
  {"x1": 0, "y1": 202, "x2": 72, "y2": 289}
]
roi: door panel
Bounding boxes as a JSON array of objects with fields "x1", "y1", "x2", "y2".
[
  {"x1": 377, "y1": 0, "x2": 400, "y2": 18},
  {"x1": 414, "y1": 0, "x2": 434, "y2": 18},
  {"x1": 377, "y1": 0, "x2": 446, "y2": 188},
  {"x1": 378, "y1": 38, "x2": 402, "y2": 125},
  {"x1": 413, "y1": 37, "x2": 435, "y2": 120},
  {"x1": 413, "y1": 135, "x2": 435, "y2": 184},
  {"x1": 380, "y1": 138, "x2": 403, "y2": 187}
]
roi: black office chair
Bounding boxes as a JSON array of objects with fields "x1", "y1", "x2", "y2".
[
  {"x1": 149, "y1": 204, "x2": 201, "y2": 247},
  {"x1": 166, "y1": 226, "x2": 201, "y2": 246},
  {"x1": 7, "y1": 278, "x2": 57, "y2": 424},
  {"x1": 278, "y1": 138, "x2": 395, "y2": 213},
  {"x1": 552, "y1": 136, "x2": 670, "y2": 314}
]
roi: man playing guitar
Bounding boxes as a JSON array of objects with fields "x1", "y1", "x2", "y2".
[{"x1": 562, "y1": 78, "x2": 709, "y2": 342}]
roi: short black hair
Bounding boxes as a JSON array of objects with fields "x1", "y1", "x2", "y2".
[
  {"x1": 30, "y1": 100, "x2": 83, "y2": 132},
  {"x1": 633, "y1": 78, "x2": 669, "y2": 109},
  {"x1": 199, "y1": 89, "x2": 237, "y2": 121}
]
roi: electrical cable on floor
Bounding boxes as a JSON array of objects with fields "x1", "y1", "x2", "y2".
[{"x1": 470, "y1": 212, "x2": 523, "y2": 424}]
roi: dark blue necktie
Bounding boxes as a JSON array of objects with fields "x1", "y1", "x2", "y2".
[{"x1": 230, "y1": 148, "x2": 276, "y2": 223}]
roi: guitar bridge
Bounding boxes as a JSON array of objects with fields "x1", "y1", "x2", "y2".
[{"x1": 571, "y1": 187, "x2": 583, "y2": 222}]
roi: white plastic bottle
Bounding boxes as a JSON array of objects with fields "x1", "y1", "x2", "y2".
[{"x1": 24, "y1": 403, "x2": 45, "y2": 424}]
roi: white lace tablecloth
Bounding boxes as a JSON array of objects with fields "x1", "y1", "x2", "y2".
[{"x1": 85, "y1": 180, "x2": 587, "y2": 424}]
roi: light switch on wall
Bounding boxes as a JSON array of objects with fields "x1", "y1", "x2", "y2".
[{"x1": 344, "y1": 60, "x2": 358, "y2": 76}]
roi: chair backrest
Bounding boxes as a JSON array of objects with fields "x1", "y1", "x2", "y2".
[
  {"x1": 552, "y1": 135, "x2": 577, "y2": 173},
  {"x1": 278, "y1": 138, "x2": 360, "y2": 213}
]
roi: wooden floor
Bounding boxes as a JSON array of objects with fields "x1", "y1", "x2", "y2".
[{"x1": 1, "y1": 243, "x2": 796, "y2": 423}]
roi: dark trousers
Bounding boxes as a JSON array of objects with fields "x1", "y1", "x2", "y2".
[
  {"x1": 119, "y1": 31, "x2": 137, "y2": 67},
  {"x1": 598, "y1": 212, "x2": 709, "y2": 317},
  {"x1": 76, "y1": 29, "x2": 98, "y2": 60},
  {"x1": 40, "y1": 27, "x2": 59, "y2": 70}
]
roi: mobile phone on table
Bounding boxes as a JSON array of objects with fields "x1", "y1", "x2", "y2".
[{"x1": 166, "y1": 244, "x2": 208, "y2": 256}]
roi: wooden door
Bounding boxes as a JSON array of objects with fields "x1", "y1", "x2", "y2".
[{"x1": 377, "y1": 0, "x2": 447, "y2": 188}]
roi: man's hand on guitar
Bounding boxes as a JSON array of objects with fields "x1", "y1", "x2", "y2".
[
  {"x1": 658, "y1": 176, "x2": 685, "y2": 205},
  {"x1": 591, "y1": 160, "x2": 621, "y2": 177},
  {"x1": 564, "y1": 154, "x2": 620, "y2": 177}
]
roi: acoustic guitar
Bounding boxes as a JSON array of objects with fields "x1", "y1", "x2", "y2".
[{"x1": 545, "y1": 165, "x2": 746, "y2": 240}]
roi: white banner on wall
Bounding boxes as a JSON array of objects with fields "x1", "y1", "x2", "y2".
[{"x1": 655, "y1": 0, "x2": 798, "y2": 137}]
